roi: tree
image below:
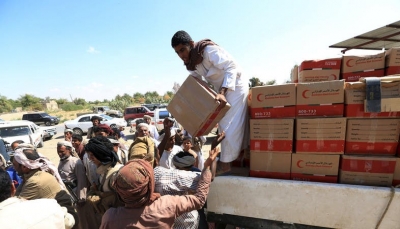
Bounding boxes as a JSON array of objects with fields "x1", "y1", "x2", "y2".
[
  {"x1": 121, "y1": 93, "x2": 132, "y2": 102},
  {"x1": 19, "y1": 94, "x2": 41, "y2": 109},
  {"x1": 55, "y1": 98, "x2": 68, "y2": 105},
  {"x1": 133, "y1": 92, "x2": 144, "y2": 103},
  {"x1": 249, "y1": 77, "x2": 265, "y2": 88},
  {"x1": 266, "y1": 79, "x2": 276, "y2": 85},
  {"x1": 0, "y1": 95, "x2": 12, "y2": 113},
  {"x1": 73, "y1": 98, "x2": 86, "y2": 106}
]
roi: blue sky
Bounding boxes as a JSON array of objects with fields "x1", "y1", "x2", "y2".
[{"x1": 1, "y1": 0, "x2": 399, "y2": 101}]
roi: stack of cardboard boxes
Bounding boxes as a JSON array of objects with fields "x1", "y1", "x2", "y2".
[
  {"x1": 340, "y1": 77, "x2": 400, "y2": 187},
  {"x1": 249, "y1": 84, "x2": 296, "y2": 179},
  {"x1": 249, "y1": 47, "x2": 400, "y2": 187}
]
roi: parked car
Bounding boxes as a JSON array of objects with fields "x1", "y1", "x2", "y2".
[
  {"x1": 41, "y1": 126, "x2": 57, "y2": 140},
  {"x1": 0, "y1": 121, "x2": 44, "y2": 150},
  {"x1": 123, "y1": 106, "x2": 154, "y2": 125},
  {"x1": 64, "y1": 114, "x2": 127, "y2": 135},
  {"x1": 92, "y1": 106, "x2": 123, "y2": 118},
  {"x1": 142, "y1": 103, "x2": 167, "y2": 111},
  {"x1": 152, "y1": 108, "x2": 180, "y2": 131},
  {"x1": 22, "y1": 112, "x2": 59, "y2": 126}
]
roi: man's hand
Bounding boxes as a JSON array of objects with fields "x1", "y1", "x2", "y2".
[
  {"x1": 211, "y1": 131, "x2": 225, "y2": 150},
  {"x1": 203, "y1": 146, "x2": 220, "y2": 169},
  {"x1": 215, "y1": 94, "x2": 227, "y2": 109},
  {"x1": 163, "y1": 118, "x2": 174, "y2": 136}
]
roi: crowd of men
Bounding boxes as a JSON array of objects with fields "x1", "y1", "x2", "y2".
[{"x1": 0, "y1": 115, "x2": 224, "y2": 229}]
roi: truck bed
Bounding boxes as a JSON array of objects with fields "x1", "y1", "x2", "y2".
[{"x1": 207, "y1": 176, "x2": 400, "y2": 229}]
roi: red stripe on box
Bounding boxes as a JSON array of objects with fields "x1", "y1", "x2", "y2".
[
  {"x1": 299, "y1": 59, "x2": 341, "y2": 71},
  {"x1": 341, "y1": 69, "x2": 384, "y2": 82},
  {"x1": 341, "y1": 158, "x2": 396, "y2": 173},
  {"x1": 386, "y1": 66, "x2": 400, "y2": 75},
  {"x1": 250, "y1": 170, "x2": 291, "y2": 179},
  {"x1": 345, "y1": 142, "x2": 398, "y2": 155},
  {"x1": 291, "y1": 173, "x2": 338, "y2": 183},
  {"x1": 296, "y1": 140, "x2": 344, "y2": 153},
  {"x1": 250, "y1": 139, "x2": 293, "y2": 152},
  {"x1": 250, "y1": 106, "x2": 296, "y2": 119},
  {"x1": 344, "y1": 104, "x2": 400, "y2": 118},
  {"x1": 296, "y1": 104, "x2": 344, "y2": 117}
]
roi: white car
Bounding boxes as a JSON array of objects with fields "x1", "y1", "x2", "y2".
[
  {"x1": 64, "y1": 114, "x2": 127, "y2": 135},
  {"x1": 0, "y1": 121, "x2": 44, "y2": 153}
]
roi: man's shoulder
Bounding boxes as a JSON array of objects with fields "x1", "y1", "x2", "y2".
[{"x1": 172, "y1": 145, "x2": 183, "y2": 153}]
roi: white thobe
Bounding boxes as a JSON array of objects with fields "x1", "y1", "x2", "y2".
[{"x1": 189, "y1": 45, "x2": 249, "y2": 162}]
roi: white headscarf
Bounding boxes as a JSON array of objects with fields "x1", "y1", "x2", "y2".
[{"x1": 14, "y1": 144, "x2": 65, "y2": 189}]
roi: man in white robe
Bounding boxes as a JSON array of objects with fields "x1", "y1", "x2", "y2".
[{"x1": 171, "y1": 30, "x2": 248, "y2": 174}]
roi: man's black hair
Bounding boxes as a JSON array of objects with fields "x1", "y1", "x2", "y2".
[
  {"x1": 135, "y1": 118, "x2": 145, "y2": 126},
  {"x1": 171, "y1": 30, "x2": 192, "y2": 48},
  {"x1": 111, "y1": 128, "x2": 120, "y2": 138},
  {"x1": 90, "y1": 116, "x2": 102, "y2": 122},
  {"x1": 23, "y1": 149, "x2": 40, "y2": 160},
  {"x1": 92, "y1": 126, "x2": 102, "y2": 133},
  {"x1": 182, "y1": 136, "x2": 192, "y2": 142},
  {"x1": 174, "y1": 151, "x2": 195, "y2": 169},
  {"x1": 0, "y1": 168, "x2": 12, "y2": 202},
  {"x1": 72, "y1": 134, "x2": 83, "y2": 142}
]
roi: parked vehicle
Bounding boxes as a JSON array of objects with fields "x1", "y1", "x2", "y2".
[
  {"x1": 0, "y1": 121, "x2": 44, "y2": 151},
  {"x1": 22, "y1": 112, "x2": 59, "y2": 126},
  {"x1": 123, "y1": 106, "x2": 154, "y2": 124},
  {"x1": 41, "y1": 126, "x2": 57, "y2": 140},
  {"x1": 142, "y1": 103, "x2": 167, "y2": 111},
  {"x1": 152, "y1": 108, "x2": 181, "y2": 131},
  {"x1": 0, "y1": 137, "x2": 11, "y2": 163},
  {"x1": 92, "y1": 106, "x2": 123, "y2": 118},
  {"x1": 64, "y1": 114, "x2": 127, "y2": 135}
]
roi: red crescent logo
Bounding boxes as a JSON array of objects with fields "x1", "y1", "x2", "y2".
[
  {"x1": 346, "y1": 59, "x2": 355, "y2": 67},
  {"x1": 302, "y1": 90, "x2": 309, "y2": 99},
  {"x1": 248, "y1": 93, "x2": 252, "y2": 101},
  {"x1": 257, "y1": 93, "x2": 263, "y2": 102},
  {"x1": 331, "y1": 74, "x2": 337, "y2": 80},
  {"x1": 297, "y1": 160, "x2": 304, "y2": 168}
]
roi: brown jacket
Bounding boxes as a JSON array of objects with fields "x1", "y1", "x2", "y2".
[{"x1": 16, "y1": 169, "x2": 62, "y2": 200}]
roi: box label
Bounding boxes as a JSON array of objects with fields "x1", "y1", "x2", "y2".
[{"x1": 250, "y1": 106, "x2": 296, "y2": 119}]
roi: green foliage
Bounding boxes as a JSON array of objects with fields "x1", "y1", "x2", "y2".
[
  {"x1": 19, "y1": 94, "x2": 42, "y2": 108},
  {"x1": 266, "y1": 79, "x2": 276, "y2": 85},
  {"x1": 73, "y1": 98, "x2": 86, "y2": 106},
  {"x1": 55, "y1": 98, "x2": 69, "y2": 105},
  {"x1": 0, "y1": 95, "x2": 13, "y2": 113},
  {"x1": 249, "y1": 77, "x2": 265, "y2": 88},
  {"x1": 109, "y1": 99, "x2": 131, "y2": 111},
  {"x1": 61, "y1": 103, "x2": 85, "y2": 111}
]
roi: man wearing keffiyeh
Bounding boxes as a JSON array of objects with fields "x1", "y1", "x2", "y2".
[{"x1": 12, "y1": 143, "x2": 78, "y2": 225}]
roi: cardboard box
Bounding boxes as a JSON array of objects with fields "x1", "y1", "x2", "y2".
[
  {"x1": 296, "y1": 80, "x2": 345, "y2": 117},
  {"x1": 296, "y1": 118, "x2": 346, "y2": 154},
  {"x1": 345, "y1": 119, "x2": 400, "y2": 155},
  {"x1": 392, "y1": 158, "x2": 400, "y2": 186},
  {"x1": 167, "y1": 76, "x2": 231, "y2": 137},
  {"x1": 340, "y1": 155, "x2": 397, "y2": 187},
  {"x1": 250, "y1": 151, "x2": 291, "y2": 179},
  {"x1": 298, "y1": 58, "x2": 341, "y2": 82},
  {"x1": 291, "y1": 154, "x2": 340, "y2": 183},
  {"x1": 250, "y1": 84, "x2": 296, "y2": 118},
  {"x1": 341, "y1": 52, "x2": 385, "y2": 82},
  {"x1": 344, "y1": 81, "x2": 400, "y2": 117},
  {"x1": 250, "y1": 119, "x2": 294, "y2": 153},
  {"x1": 385, "y1": 47, "x2": 400, "y2": 75},
  {"x1": 291, "y1": 65, "x2": 298, "y2": 83}
]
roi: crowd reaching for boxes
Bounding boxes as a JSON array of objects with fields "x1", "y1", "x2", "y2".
[{"x1": 0, "y1": 30, "x2": 249, "y2": 229}]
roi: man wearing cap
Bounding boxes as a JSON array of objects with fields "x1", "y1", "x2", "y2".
[
  {"x1": 128, "y1": 123, "x2": 156, "y2": 166},
  {"x1": 64, "y1": 129, "x2": 73, "y2": 142},
  {"x1": 57, "y1": 140, "x2": 88, "y2": 228},
  {"x1": 110, "y1": 139, "x2": 128, "y2": 165},
  {"x1": 154, "y1": 151, "x2": 202, "y2": 229},
  {"x1": 57, "y1": 141, "x2": 88, "y2": 204},
  {"x1": 99, "y1": 146, "x2": 220, "y2": 228},
  {"x1": 157, "y1": 118, "x2": 183, "y2": 169},
  {"x1": 143, "y1": 115, "x2": 159, "y2": 140}
]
